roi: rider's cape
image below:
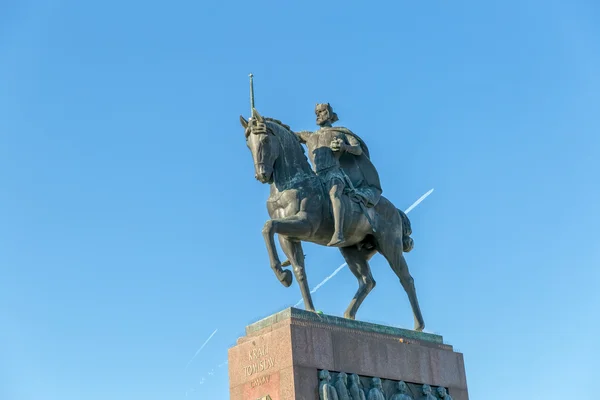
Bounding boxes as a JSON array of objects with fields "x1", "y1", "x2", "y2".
[{"x1": 323, "y1": 127, "x2": 382, "y2": 206}]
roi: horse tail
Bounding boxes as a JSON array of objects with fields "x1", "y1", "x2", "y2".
[{"x1": 398, "y1": 209, "x2": 414, "y2": 252}]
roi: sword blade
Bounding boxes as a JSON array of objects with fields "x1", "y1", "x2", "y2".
[
  {"x1": 358, "y1": 200, "x2": 377, "y2": 233},
  {"x1": 249, "y1": 73, "x2": 255, "y2": 115}
]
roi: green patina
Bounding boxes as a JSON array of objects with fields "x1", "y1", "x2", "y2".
[{"x1": 245, "y1": 307, "x2": 444, "y2": 344}]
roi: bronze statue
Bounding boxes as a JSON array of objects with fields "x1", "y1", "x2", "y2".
[
  {"x1": 240, "y1": 76, "x2": 425, "y2": 331},
  {"x1": 294, "y1": 103, "x2": 382, "y2": 246},
  {"x1": 334, "y1": 372, "x2": 351, "y2": 400},
  {"x1": 420, "y1": 384, "x2": 436, "y2": 400},
  {"x1": 319, "y1": 370, "x2": 339, "y2": 400},
  {"x1": 367, "y1": 377, "x2": 385, "y2": 400},
  {"x1": 391, "y1": 381, "x2": 414, "y2": 400},
  {"x1": 348, "y1": 374, "x2": 367, "y2": 400},
  {"x1": 435, "y1": 387, "x2": 452, "y2": 400}
]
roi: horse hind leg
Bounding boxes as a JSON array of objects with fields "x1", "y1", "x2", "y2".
[
  {"x1": 378, "y1": 233, "x2": 425, "y2": 331},
  {"x1": 339, "y1": 245, "x2": 377, "y2": 320},
  {"x1": 396, "y1": 252, "x2": 425, "y2": 331},
  {"x1": 278, "y1": 237, "x2": 315, "y2": 312}
]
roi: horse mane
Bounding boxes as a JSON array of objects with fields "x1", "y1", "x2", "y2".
[
  {"x1": 264, "y1": 117, "x2": 292, "y2": 133},
  {"x1": 263, "y1": 117, "x2": 308, "y2": 157}
]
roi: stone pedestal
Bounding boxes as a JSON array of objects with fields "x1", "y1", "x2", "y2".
[{"x1": 228, "y1": 308, "x2": 469, "y2": 400}]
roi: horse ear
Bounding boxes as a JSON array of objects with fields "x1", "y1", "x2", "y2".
[
  {"x1": 252, "y1": 108, "x2": 264, "y2": 122},
  {"x1": 239, "y1": 115, "x2": 248, "y2": 129}
]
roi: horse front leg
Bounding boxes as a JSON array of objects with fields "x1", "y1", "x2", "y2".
[
  {"x1": 262, "y1": 215, "x2": 312, "y2": 289},
  {"x1": 278, "y1": 237, "x2": 314, "y2": 312}
]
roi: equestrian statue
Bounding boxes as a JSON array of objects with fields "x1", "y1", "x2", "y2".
[{"x1": 240, "y1": 75, "x2": 425, "y2": 331}]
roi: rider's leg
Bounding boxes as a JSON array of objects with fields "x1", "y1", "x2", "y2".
[{"x1": 328, "y1": 178, "x2": 346, "y2": 246}]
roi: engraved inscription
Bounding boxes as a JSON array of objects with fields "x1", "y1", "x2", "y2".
[
  {"x1": 251, "y1": 374, "x2": 271, "y2": 388},
  {"x1": 249, "y1": 345, "x2": 269, "y2": 361},
  {"x1": 244, "y1": 357, "x2": 275, "y2": 376},
  {"x1": 244, "y1": 345, "x2": 275, "y2": 377}
]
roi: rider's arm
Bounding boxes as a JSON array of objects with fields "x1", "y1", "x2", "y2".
[
  {"x1": 343, "y1": 134, "x2": 363, "y2": 155},
  {"x1": 294, "y1": 130, "x2": 311, "y2": 144}
]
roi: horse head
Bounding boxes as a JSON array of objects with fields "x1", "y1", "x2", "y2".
[{"x1": 240, "y1": 108, "x2": 280, "y2": 184}]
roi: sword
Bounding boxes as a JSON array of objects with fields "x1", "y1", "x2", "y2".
[
  {"x1": 357, "y1": 198, "x2": 377, "y2": 233},
  {"x1": 249, "y1": 73, "x2": 255, "y2": 115},
  {"x1": 342, "y1": 173, "x2": 377, "y2": 233}
]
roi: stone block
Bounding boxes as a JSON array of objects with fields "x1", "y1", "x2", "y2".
[{"x1": 228, "y1": 308, "x2": 469, "y2": 400}]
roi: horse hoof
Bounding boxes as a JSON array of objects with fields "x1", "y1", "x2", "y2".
[
  {"x1": 414, "y1": 322, "x2": 425, "y2": 332},
  {"x1": 279, "y1": 270, "x2": 293, "y2": 287}
]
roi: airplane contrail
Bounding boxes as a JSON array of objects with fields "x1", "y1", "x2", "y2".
[
  {"x1": 404, "y1": 188, "x2": 434, "y2": 214},
  {"x1": 292, "y1": 189, "x2": 434, "y2": 307},
  {"x1": 293, "y1": 262, "x2": 348, "y2": 307},
  {"x1": 185, "y1": 328, "x2": 218, "y2": 370}
]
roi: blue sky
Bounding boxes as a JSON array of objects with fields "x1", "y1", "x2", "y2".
[{"x1": 1, "y1": 0, "x2": 599, "y2": 399}]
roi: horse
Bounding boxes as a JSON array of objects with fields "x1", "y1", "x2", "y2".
[{"x1": 240, "y1": 109, "x2": 425, "y2": 331}]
